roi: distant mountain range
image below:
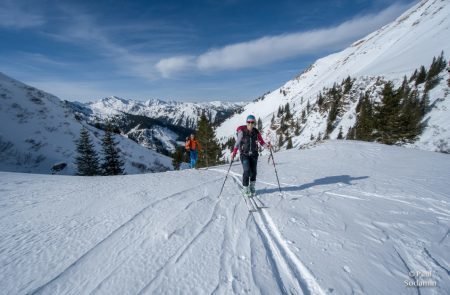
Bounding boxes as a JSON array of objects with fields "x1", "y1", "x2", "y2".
[{"x1": 67, "y1": 97, "x2": 244, "y2": 155}]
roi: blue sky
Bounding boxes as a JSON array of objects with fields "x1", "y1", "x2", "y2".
[{"x1": 0, "y1": 0, "x2": 417, "y2": 102}]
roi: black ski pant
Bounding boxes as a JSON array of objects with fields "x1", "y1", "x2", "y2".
[{"x1": 241, "y1": 154, "x2": 258, "y2": 187}]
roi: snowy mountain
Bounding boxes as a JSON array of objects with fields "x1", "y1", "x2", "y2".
[
  {"x1": 1, "y1": 141, "x2": 449, "y2": 294},
  {"x1": 68, "y1": 96, "x2": 244, "y2": 155},
  {"x1": 80, "y1": 96, "x2": 244, "y2": 129},
  {"x1": 0, "y1": 73, "x2": 173, "y2": 174},
  {"x1": 216, "y1": 0, "x2": 450, "y2": 157}
]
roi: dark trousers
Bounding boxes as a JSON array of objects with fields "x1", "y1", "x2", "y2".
[{"x1": 241, "y1": 154, "x2": 258, "y2": 187}]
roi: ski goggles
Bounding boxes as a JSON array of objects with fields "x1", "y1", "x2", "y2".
[{"x1": 247, "y1": 121, "x2": 255, "y2": 124}]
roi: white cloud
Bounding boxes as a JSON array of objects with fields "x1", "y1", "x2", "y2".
[
  {"x1": 159, "y1": 3, "x2": 410, "y2": 74},
  {"x1": 155, "y1": 56, "x2": 195, "y2": 78}
]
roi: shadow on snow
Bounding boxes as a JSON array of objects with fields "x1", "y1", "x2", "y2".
[{"x1": 258, "y1": 175, "x2": 369, "y2": 195}]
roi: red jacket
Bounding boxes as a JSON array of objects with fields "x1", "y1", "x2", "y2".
[{"x1": 185, "y1": 139, "x2": 201, "y2": 151}]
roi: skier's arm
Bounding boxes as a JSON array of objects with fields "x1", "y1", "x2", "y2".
[
  {"x1": 231, "y1": 130, "x2": 243, "y2": 159},
  {"x1": 257, "y1": 132, "x2": 271, "y2": 149}
]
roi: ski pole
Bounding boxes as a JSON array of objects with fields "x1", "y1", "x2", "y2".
[
  {"x1": 217, "y1": 159, "x2": 234, "y2": 198},
  {"x1": 269, "y1": 146, "x2": 282, "y2": 195}
]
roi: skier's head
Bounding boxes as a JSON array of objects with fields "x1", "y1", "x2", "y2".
[
  {"x1": 246, "y1": 115, "x2": 256, "y2": 129},
  {"x1": 190, "y1": 133, "x2": 195, "y2": 139}
]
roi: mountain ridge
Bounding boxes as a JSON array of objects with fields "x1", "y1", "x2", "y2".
[{"x1": 216, "y1": 0, "x2": 450, "y2": 157}]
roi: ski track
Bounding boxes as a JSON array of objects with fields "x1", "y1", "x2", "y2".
[
  {"x1": 136, "y1": 197, "x2": 222, "y2": 294},
  {"x1": 211, "y1": 168, "x2": 325, "y2": 295},
  {"x1": 30, "y1": 177, "x2": 223, "y2": 295}
]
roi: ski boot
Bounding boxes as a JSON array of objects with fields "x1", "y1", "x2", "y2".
[
  {"x1": 242, "y1": 186, "x2": 251, "y2": 198},
  {"x1": 250, "y1": 181, "x2": 256, "y2": 197}
]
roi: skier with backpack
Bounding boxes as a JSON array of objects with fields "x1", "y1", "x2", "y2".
[
  {"x1": 231, "y1": 115, "x2": 271, "y2": 197},
  {"x1": 185, "y1": 133, "x2": 201, "y2": 168}
]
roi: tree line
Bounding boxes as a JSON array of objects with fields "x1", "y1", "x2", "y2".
[
  {"x1": 348, "y1": 52, "x2": 447, "y2": 144},
  {"x1": 75, "y1": 125, "x2": 124, "y2": 176}
]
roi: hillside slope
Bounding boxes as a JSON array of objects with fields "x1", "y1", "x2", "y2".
[
  {"x1": 0, "y1": 73, "x2": 173, "y2": 174},
  {"x1": 1, "y1": 141, "x2": 448, "y2": 294},
  {"x1": 216, "y1": 0, "x2": 450, "y2": 155}
]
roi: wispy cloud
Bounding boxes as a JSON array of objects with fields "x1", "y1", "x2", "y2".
[
  {"x1": 19, "y1": 52, "x2": 70, "y2": 67},
  {"x1": 156, "y1": 56, "x2": 195, "y2": 78},
  {"x1": 39, "y1": 5, "x2": 173, "y2": 81},
  {"x1": 156, "y1": 2, "x2": 409, "y2": 76},
  {"x1": 0, "y1": 0, "x2": 45, "y2": 29}
]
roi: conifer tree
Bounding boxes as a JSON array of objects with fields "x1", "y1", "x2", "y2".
[
  {"x1": 270, "y1": 114, "x2": 276, "y2": 130},
  {"x1": 196, "y1": 113, "x2": 221, "y2": 168},
  {"x1": 346, "y1": 127, "x2": 355, "y2": 140},
  {"x1": 415, "y1": 66, "x2": 427, "y2": 85},
  {"x1": 425, "y1": 52, "x2": 447, "y2": 91},
  {"x1": 355, "y1": 95, "x2": 374, "y2": 141},
  {"x1": 317, "y1": 93, "x2": 324, "y2": 107},
  {"x1": 337, "y1": 126, "x2": 344, "y2": 139},
  {"x1": 257, "y1": 117, "x2": 263, "y2": 130},
  {"x1": 419, "y1": 92, "x2": 430, "y2": 116},
  {"x1": 278, "y1": 133, "x2": 284, "y2": 147},
  {"x1": 172, "y1": 146, "x2": 185, "y2": 170},
  {"x1": 397, "y1": 90, "x2": 423, "y2": 142},
  {"x1": 409, "y1": 69, "x2": 418, "y2": 83},
  {"x1": 294, "y1": 118, "x2": 301, "y2": 136},
  {"x1": 286, "y1": 137, "x2": 293, "y2": 149},
  {"x1": 284, "y1": 102, "x2": 291, "y2": 120},
  {"x1": 326, "y1": 97, "x2": 340, "y2": 135},
  {"x1": 277, "y1": 105, "x2": 283, "y2": 117},
  {"x1": 343, "y1": 76, "x2": 353, "y2": 94},
  {"x1": 375, "y1": 81, "x2": 402, "y2": 144},
  {"x1": 75, "y1": 127, "x2": 100, "y2": 176},
  {"x1": 398, "y1": 76, "x2": 410, "y2": 98},
  {"x1": 101, "y1": 127, "x2": 124, "y2": 175}
]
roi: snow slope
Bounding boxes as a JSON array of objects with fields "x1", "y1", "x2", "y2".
[
  {"x1": 216, "y1": 0, "x2": 450, "y2": 153},
  {"x1": 0, "y1": 73, "x2": 173, "y2": 174},
  {"x1": 1, "y1": 141, "x2": 448, "y2": 294}
]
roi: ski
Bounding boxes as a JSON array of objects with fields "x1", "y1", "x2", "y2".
[
  {"x1": 242, "y1": 193, "x2": 257, "y2": 212},
  {"x1": 250, "y1": 195, "x2": 269, "y2": 210}
]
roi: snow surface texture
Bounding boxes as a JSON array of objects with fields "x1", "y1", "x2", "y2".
[
  {"x1": 0, "y1": 73, "x2": 173, "y2": 174},
  {"x1": 1, "y1": 141, "x2": 448, "y2": 294},
  {"x1": 216, "y1": 0, "x2": 450, "y2": 154}
]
